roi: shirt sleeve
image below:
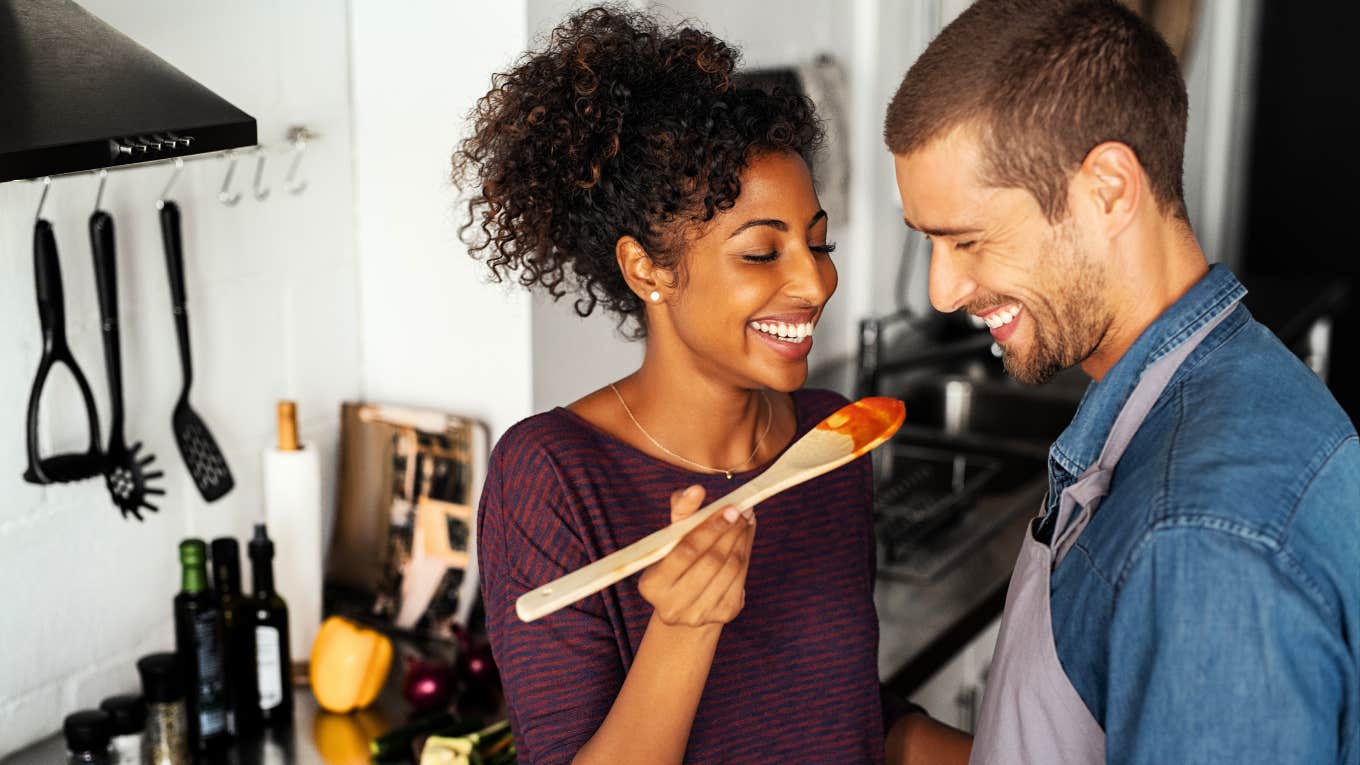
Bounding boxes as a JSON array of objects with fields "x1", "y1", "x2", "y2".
[
  {"x1": 478, "y1": 436, "x2": 625, "y2": 765},
  {"x1": 1103, "y1": 521, "x2": 1348, "y2": 764}
]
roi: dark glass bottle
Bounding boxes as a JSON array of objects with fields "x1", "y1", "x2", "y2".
[
  {"x1": 249, "y1": 524, "x2": 294, "y2": 725},
  {"x1": 173, "y1": 538, "x2": 231, "y2": 754},
  {"x1": 211, "y1": 537, "x2": 262, "y2": 735}
]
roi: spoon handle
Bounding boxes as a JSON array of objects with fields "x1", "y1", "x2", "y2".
[{"x1": 515, "y1": 480, "x2": 768, "y2": 623}]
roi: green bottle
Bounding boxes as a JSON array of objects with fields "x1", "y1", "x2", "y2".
[{"x1": 173, "y1": 539, "x2": 231, "y2": 754}]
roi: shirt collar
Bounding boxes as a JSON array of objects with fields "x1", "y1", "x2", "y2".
[{"x1": 1049, "y1": 264, "x2": 1247, "y2": 480}]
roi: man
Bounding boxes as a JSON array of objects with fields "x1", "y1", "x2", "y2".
[{"x1": 881, "y1": 1, "x2": 1360, "y2": 763}]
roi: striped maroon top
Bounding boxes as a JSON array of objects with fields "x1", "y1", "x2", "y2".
[{"x1": 477, "y1": 388, "x2": 884, "y2": 764}]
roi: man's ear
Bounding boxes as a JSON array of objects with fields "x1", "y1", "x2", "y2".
[
  {"x1": 1078, "y1": 141, "x2": 1142, "y2": 236},
  {"x1": 616, "y1": 235, "x2": 674, "y2": 303}
]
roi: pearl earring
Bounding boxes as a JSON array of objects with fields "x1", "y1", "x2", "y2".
[{"x1": 649, "y1": 290, "x2": 661, "y2": 302}]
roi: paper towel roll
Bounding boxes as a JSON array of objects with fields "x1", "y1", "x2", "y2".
[{"x1": 262, "y1": 444, "x2": 322, "y2": 664}]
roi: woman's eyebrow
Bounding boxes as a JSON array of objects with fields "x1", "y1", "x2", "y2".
[
  {"x1": 726, "y1": 209, "x2": 828, "y2": 239},
  {"x1": 727, "y1": 218, "x2": 788, "y2": 238}
]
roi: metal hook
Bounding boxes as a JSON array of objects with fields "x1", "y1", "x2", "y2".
[
  {"x1": 35, "y1": 177, "x2": 52, "y2": 223},
  {"x1": 93, "y1": 169, "x2": 108, "y2": 211},
  {"x1": 157, "y1": 157, "x2": 185, "y2": 209},
  {"x1": 284, "y1": 126, "x2": 313, "y2": 195},
  {"x1": 252, "y1": 147, "x2": 271, "y2": 201},
  {"x1": 218, "y1": 152, "x2": 242, "y2": 207}
]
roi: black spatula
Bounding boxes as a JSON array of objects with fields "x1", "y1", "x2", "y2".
[{"x1": 158, "y1": 200, "x2": 234, "y2": 502}]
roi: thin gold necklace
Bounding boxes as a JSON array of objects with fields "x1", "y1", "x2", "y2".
[{"x1": 609, "y1": 383, "x2": 772, "y2": 479}]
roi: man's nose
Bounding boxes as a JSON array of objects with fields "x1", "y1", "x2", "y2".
[{"x1": 927, "y1": 241, "x2": 976, "y2": 314}]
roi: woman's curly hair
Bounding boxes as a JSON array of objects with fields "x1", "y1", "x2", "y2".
[{"x1": 452, "y1": 5, "x2": 822, "y2": 337}]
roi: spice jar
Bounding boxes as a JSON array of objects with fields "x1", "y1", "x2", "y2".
[
  {"x1": 62, "y1": 710, "x2": 112, "y2": 764},
  {"x1": 98, "y1": 695, "x2": 146, "y2": 764},
  {"x1": 136, "y1": 653, "x2": 191, "y2": 765}
]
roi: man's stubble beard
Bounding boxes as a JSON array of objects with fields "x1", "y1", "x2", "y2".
[{"x1": 1002, "y1": 223, "x2": 1111, "y2": 386}]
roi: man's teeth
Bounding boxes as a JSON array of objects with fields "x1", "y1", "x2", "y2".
[
  {"x1": 750, "y1": 320, "x2": 814, "y2": 342},
  {"x1": 983, "y1": 305, "x2": 1021, "y2": 329}
]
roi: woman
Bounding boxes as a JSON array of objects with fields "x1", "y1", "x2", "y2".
[{"x1": 455, "y1": 7, "x2": 886, "y2": 763}]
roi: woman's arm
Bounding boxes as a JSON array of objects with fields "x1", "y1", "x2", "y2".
[
  {"x1": 885, "y1": 711, "x2": 972, "y2": 765},
  {"x1": 572, "y1": 485, "x2": 755, "y2": 764}
]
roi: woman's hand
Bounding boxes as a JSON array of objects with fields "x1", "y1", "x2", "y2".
[{"x1": 638, "y1": 484, "x2": 756, "y2": 628}]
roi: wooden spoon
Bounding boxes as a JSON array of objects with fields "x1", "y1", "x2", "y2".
[{"x1": 516, "y1": 396, "x2": 906, "y2": 622}]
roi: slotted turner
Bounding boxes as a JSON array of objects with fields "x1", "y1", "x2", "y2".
[
  {"x1": 159, "y1": 200, "x2": 234, "y2": 502},
  {"x1": 516, "y1": 396, "x2": 907, "y2": 622}
]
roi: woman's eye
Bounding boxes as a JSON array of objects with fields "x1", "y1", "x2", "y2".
[
  {"x1": 810, "y1": 242, "x2": 837, "y2": 255},
  {"x1": 742, "y1": 252, "x2": 779, "y2": 263}
]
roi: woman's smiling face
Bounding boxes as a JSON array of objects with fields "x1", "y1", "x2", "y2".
[{"x1": 658, "y1": 151, "x2": 838, "y2": 392}]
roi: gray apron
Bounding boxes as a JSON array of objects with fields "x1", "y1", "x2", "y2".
[{"x1": 970, "y1": 300, "x2": 1240, "y2": 764}]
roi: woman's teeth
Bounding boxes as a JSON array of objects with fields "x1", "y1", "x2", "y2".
[
  {"x1": 750, "y1": 320, "x2": 814, "y2": 342},
  {"x1": 983, "y1": 305, "x2": 1021, "y2": 329}
]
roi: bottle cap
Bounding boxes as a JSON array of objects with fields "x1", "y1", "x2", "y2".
[
  {"x1": 249, "y1": 523, "x2": 274, "y2": 559},
  {"x1": 136, "y1": 652, "x2": 185, "y2": 703},
  {"x1": 98, "y1": 695, "x2": 146, "y2": 735},
  {"x1": 178, "y1": 538, "x2": 206, "y2": 567},
  {"x1": 211, "y1": 537, "x2": 242, "y2": 590},
  {"x1": 63, "y1": 709, "x2": 111, "y2": 754},
  {"x1": 210, "y1": 537, "x2": 239, "y2": 564}
]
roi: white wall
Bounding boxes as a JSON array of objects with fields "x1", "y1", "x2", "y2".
[
  {"x1": 350, "y1": 0, "x2": 533, "y2": 438},
  {"x1": 0, "y1": 0, "x2": 359, "y2": 754}
]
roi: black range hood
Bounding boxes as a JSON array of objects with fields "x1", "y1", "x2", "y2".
[{"x1": 0, "y1": 0, "x2": 257, "y2": 183}]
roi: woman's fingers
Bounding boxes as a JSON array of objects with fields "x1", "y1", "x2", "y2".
[
  {"x1": 654, "y1": 506, "x2": 741, "y2": 583},
  {"x1": 669, "y1": 484, "x2": 705, "y2": 523},
  {"x1": 669, "y1": 511, "x2": 756, "y2": 623},
  {"x1": 691, "y1": 514, "x2": 755, "y2": 620},
  {"x1": 641, "y1": 489, "x2": 759, "y2": 626}
]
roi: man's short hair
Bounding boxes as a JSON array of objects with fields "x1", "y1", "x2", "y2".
[{"x1": 884, "y1": 0, "x2": 1189, "y2": 222}]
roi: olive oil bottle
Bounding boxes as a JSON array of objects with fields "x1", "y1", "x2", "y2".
[{"x1": 173, "y1": 539, "x2": 231, "y2": 754}]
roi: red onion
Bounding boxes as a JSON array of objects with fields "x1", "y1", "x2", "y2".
[
  {"x1": 401, "y1": 657, "x2": 457, "y2": 713},
  {"x1": 459, "y1": 643, "x2": 500, "y2": 690}
]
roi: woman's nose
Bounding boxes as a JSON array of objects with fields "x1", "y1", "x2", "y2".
[
  {"x1": 927, "y1": 241, "x2": 977, "y2": 314},
  {"x1": 786, "y1": 245, "x2": 833, "y2": 305}
]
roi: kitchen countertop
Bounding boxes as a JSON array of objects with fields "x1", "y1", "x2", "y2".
[
  {"x1": 7, "y1": 687, "x2": 358, "y2": 764},
  {"x1": 809, "y1": 356, "x2": 1059, "y2": 696},
  {"x1": 5, "y1": 677, "x2": 504, "y2": 765},
  {"x1": 874, "y1": 475, "x2": 1042, "y2": 694}
]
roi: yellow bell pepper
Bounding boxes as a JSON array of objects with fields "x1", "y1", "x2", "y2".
[
  {"x1": 311, "y1": 707, "x2": 389, "y2": 764},
  {"x1": 309, "y1": 616, "x2": 394, "y2": 713}
]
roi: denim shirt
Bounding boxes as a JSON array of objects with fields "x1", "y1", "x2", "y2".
[{"x1": 1044, "y1": 265, "x2": 1360, "y2": 763}]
